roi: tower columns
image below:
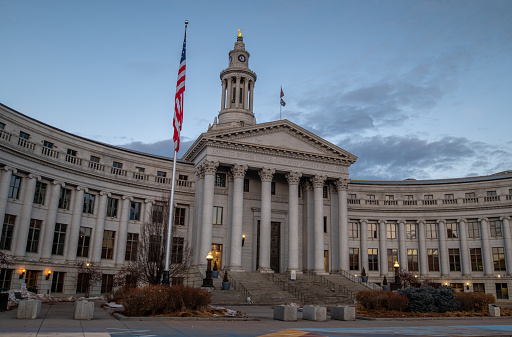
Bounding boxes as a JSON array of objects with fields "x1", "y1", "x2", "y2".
[{"x1": 221, "y1": 79, "x2": 226, "y2": 110}]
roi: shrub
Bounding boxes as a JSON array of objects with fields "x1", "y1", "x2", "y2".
[
  {"x1": 435, "y1": 286, "x2": 459, "y2": 313},
  {"x1": 356, "y1": 290, "x2": 408, "y2": 311},
  {"x1": 398, "y1": 286, "x2": 459, "y2": 313},
  {"x1": 121, "y1": 285, "x2": 211, "y2": 316},
  {"x1": 455, "y1": 292, "x2": 496, "y2": 312}
]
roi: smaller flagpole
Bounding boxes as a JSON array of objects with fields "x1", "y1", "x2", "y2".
[{"x1": 280, "y1": 86, "x2": 282, "y2": 120}]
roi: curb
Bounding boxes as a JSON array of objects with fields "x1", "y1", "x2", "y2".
[{"x1": 113, "y1": 312, "x2": 259, "y2": 321}]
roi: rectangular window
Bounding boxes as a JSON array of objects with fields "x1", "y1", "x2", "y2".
[
  {"x1": 58, "y1": 188, "x2": 72, "y2": 210},
  {"x1": 349, "y1": 194, "x2": 357, "y2": 199},
  {"x1": 101, "y1": 274, "x2": 114, "y2": 293},
  {"x1": 487, "y1": 190, "x2": 497, "y2": 196},
  {"x1": 271, "y1": 182, "x2": 276, "y2": 195},
  {"x1": 449, "y1": 248, "x2": 461, "y2": 272},
  {"x1": 490, "y1": 220, "x2": 503, "y2": 237},
  {"x1": 101, "y1": 230, "x2": 116, "y2": 259},
  {"x1": 51, "y1": 272, "x2": 65, "y2": 293},
  {"x1": 323, "y1": 216, "x2": 328, "y2": 233},
  {"x1": 406, "y1": 223, "x2": 417, "y2": 239},
  {"x1": 213, "y1": 206, "x2": 223, "y2": 225},
  {"x1": 446, "y1": 222, "x2": 458, "y2": 239},
  {"x1": 426, "y1": 223, "x2": 437, "y2": 239},
  {"x1": 171, "y1": 237, "x2": 184, "y2": 264},
  {"x1": 243, "y1": 178, "x2": 250, "y2": 192},
  {"x1": 89, "y1": 155, "x2": 102, "y2": 170},
  {"x1": 157, "y1": 171, "x2": 167, "y2": 177},
  {"x1": 51, "y1": 223, "x2": 67, "y2": 255},
  {"x1": 26, "y1": 219, "x2": 42, "y2": 253},
  {"x1": 0, "y1": 268, "x2": 13, "y2": 289},
  {"x1": 8, "y1": 175, "x2": 21, "y2": 199},
  {"x1": 66, "y1": 149, "x2": 77, "y2": 163},
  {"x1": 214, "y1": 173, "x2": 226, "y2": 187},
  {"x1": 349, "y1": 248, "x2": 359, "y2": 271},
  {"x1": 368, "y1": 223, "x2": 378, "y2": 239},
  {"x1": 407, "y1": 249, "x2": 419, "y2": 271},
  {"x1": 496, "y1": 283, "x2": 509, "y2": 299},
  {"x1": 493, "y1": 247, "x2": 506, "y2": 271},
  {"x1": 444, "y1": 193, "x2": 454, "y2": 199},
  {"x1": 349, "y1": 222, "x2": 358, "y2": 239},
  {"x1": 323, "y1": 185, "x2": 328, "y2": 198},
  {"x1": 387, "y1": 248, "x2": 398, "y2": 272},
  {"x1": 148, "y1": 235, "x2": 162, "y2": 262},
  {"x1": 0, "y1": 214, "x2": 16, "y2": 250},
  {"x1": 405, "y1": 195, "x2": 414, "y2": 200},
  {"x1": 77, "y1": 227, "x2": 92, "y2": 257},
  {"x1": 473, "y1": 283, "x2": 485, "y2": 293},
  {"x1": 465, "y1": 192, "x2": 475, "y2": 198},
  {"x1": 386, "y1": 223, "x2": 396, "y2": 239},
  {"x1": 174, "y1": 207, "x2": 186, "y2": 226},
  {"x1": 467, "y1": 220, "x2": 480, "y2": 238},
  {"x1": 368, "y1": 248, "x2": 379, "y2": 271},
  {"x1": 178, "y1": 174, "x2": 188, "y2": 181},
  {"x1": 428, "y1": 249, "x2": 440, "y2": 271},
  {"x1": 470, "y1": 248, "x2": 483, "y2": 272},
  {"x1": 125, "y1": 233, "x2": 138, "y2": 261},
  {"x1": 130, "y1": 201, "x2": 141, "y2": 221},
  {"x1": 113, "y1": 161, "x2": 122, "y2": 168},
  {"x1": 90, "y1": 155, "x2": 100, "y2": 163},
  {"x1": 76, "y1": 273, "x2": 89, "y2": 293},
  {"x1": 424, "y1": 194, "x2": 433, "y2": 200},
  {"x1": 152, "y1": 204, "x2": 164, "y2": 223},
  {"x1": 19, "y1": 131, "x2": 30, "y2": 139},
  {"x1": 33, "y1": 181, "x2": 47, "y2": 205},
  {"x1": 106, "y1": 197, "x2": 119, "y2": 217},
  {"x1": 83, "y1": 193, "x2": 95, "y2": 214}
]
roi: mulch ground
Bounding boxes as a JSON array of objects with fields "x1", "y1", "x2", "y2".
[{"x1": 356, "y1": 306, "x2": 512, "y2": 318}]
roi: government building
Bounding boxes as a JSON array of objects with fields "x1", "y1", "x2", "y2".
[{"x1": 0, "y1": 33, "x2": 511, "y2": 300}]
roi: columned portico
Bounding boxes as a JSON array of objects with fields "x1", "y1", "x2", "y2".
[
  {"x1": 199, "y1": 160, "x2": 219, "y2": 268},
  {"x1": 258, "y1": 168, "x2": 275, "y2": 272},
  {"x1": 229, "y1": 164, "x2": 248, "y2": 271},
  {"x1": 335, "y1": 178, "x2": 349, "y2": 271},
  {"x1": 40, "y1": 180, "x2": 64, "y2": 261},
  {"x1": 286, "y1": 171, "x2": 302, "y2": 273},
  {"x1": 13, "y1": 173, "x2": 40, "y2": 258}
]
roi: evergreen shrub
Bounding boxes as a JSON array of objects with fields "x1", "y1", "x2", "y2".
[{"x1": 398, "y1": 286, "x2": 459, "y2": 313}]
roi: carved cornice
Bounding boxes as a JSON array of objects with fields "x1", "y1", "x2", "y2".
[
  {"x1": 311, "y1": 175, "x2": 327, "y2": 188},
  {"x1": 259, "y1": 168, "x2": 275, "y2": 182},
  {"x1": 285, "y1": 171, "x2": 302, "y2": 185},
  {"x1": 335, "y1": 178, "x2": 350, "y2": 191},
  {"x1": 231, "y1": 164, "x2": 248, "y2": 179}
]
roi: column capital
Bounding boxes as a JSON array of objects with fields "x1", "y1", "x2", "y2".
[
  {"x1": 2, "y1": 166, "x2": 17, "y2": 173},
  {"x1": 122, "y1": 195, "x2": 134, "y2": 201},
  {"x1": 378, "y1": 219, "x2": 387, "y2": 225},
  {"x1": 76, "y1": 186, "x2": 88, "y2": 192},
  {"x1": 500, "y1": 216, "x2": 511, "y2": 221},
  {"x1": 310, "y1": 175, "x2": 327, "y2": 188},
  {"x1": 99, "y1": 190, "x2": 111, "y2": 197},
  {"x1": 436, "y1": 219, "x2": 446, "y2": 225},
  {"x1": 457, "y1": 218, "x2": 467, "y2": 224},
  {"x1": 259, "y1": 168, "x2": 275, "y2": 182},
  {"x1": 478, "y1": 217, "x2": 489, "y2": 222},
  {"x1": 416, "y1": 219, "x2": 426, "y2": 224},
  {"x1": 51, "y1": 180, "x2": 65, "y2": 187},
  {"x1": 285, "y1": 171, "x2": 302, "y2": 185},
  {"x1": 202, "y1": 160, "x2": 219, "y2": 176},
  {"x1": 359, "y1": 219, "x2": 368, "y2": 224},
  {"x1": 334, "y1": 178, "x2": 350, "y2": 191},
  {"x1": 27, "y1": 173, "x2": 41, "y2": 181},
  {"x1": 398, "y1": 220, "x2": 407, "y2": 225},
  {"x1": 145, "y1": 198, "x2": 155, "y2": 204},
  {"x1": 231, "y1": 164, "x2": 248, "y2": 179},
  {"x1": 195, "y1": 165, "x2": 205, "y2": 179}
]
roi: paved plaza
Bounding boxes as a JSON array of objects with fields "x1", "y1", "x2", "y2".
[{"x1": 1, "y1": 301, "x2": 512, "y2": 336}]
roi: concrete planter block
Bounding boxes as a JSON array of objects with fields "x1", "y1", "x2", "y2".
[
  {"x1": 273, "y1": 305, "x2": 297, "y2": 321},
  {"x1": 17, "y1": 299, "x2": 41, "y2": 319},
  {"x1": 303, "y1": 305, "x2": 327, "y2": 322},
  {"x1": 489, "y1": 304, "x2": 500, "y2": 317},
  {"x1": 74, "y1": 300, "x2": 95, "y2": 320},
  {"x1": 331, "y1": 306, "x2": 356, "y2": 321}
]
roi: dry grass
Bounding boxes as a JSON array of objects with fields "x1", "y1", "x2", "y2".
[{"x1": 356, "y1": 305, "x2": 512, "y2": 318}]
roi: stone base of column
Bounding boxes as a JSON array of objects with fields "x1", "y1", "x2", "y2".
[
  {"x1": 313, "y1": 269, "x2": 329, "y2": 276},
  {"x1": 258, "y1": 267, "x2": 274, "y2": 273},
  {"x1": 228, "y1": 266, "x2": 245, "y2": 272}
]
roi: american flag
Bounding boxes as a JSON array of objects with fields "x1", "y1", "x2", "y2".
[
  {"x1": 280, "y1": 87, "x2": 286, "y2": 107},
  {"x1": 173, "y1": 25, "x2": 187, "y2": 152}
]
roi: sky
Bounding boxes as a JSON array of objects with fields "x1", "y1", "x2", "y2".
[{"x1": 1, "y1": 0, "x2": 511, "y2": 180}]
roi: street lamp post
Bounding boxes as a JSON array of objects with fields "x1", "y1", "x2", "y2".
[
  {"x1": 201, "y1": 253, "x2": 214, "y2": 288},
  {"x1": 394, "y1": 261, "x2": 400, "y2": 289}
]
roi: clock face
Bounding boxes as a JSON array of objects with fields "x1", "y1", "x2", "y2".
[{"x1": 238, "y1": 54, "x2": 246, "y2": 62}]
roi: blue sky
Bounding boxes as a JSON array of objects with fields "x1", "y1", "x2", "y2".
[{"x1": 1, "y1": 0, "x2": 511, "y2": 180}]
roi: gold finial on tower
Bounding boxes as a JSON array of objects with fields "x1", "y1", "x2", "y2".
[{"x1": 238, "y1": 29, "x2": 242, "y2": 37}]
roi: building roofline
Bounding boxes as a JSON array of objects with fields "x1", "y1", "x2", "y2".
[{"x1": 351, "y1": 172, "x2": 512, "y2": 186}]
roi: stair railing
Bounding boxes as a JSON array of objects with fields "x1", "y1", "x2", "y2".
[
  {"x1": 339, "y1": 269, "x2": 382, "y2": 291},
  {"x1": 260, "y1": 270, "x2": 306, "y2": 303},
  {"x1": 226, "y1": 271, "x2": 252, "y2": 301}
]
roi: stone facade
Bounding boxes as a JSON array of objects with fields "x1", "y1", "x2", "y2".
[{"x1": 0, "y1": 33, "x2": 511, "y2": 300}]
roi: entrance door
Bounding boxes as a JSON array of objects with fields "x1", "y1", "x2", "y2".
[
  {"x1": 26, "y1": 270, "x2": 39, "y2": 290},
  {"x1": 256, "y1": 221, "x2": 281, "y2": 272},
  {"x1": 211, "y1": 244, "x2": 222, "y2": 270},
  {"x1": 324, "y1": 250, "x2": 329, "y2": 273}
]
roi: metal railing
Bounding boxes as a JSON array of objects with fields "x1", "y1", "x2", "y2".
[
  {"x1": 226, "y1": 271, "x2": 252, "y2": 301},
  {"x1": 339, "y1": 269, "x2": 382, "y2": 291},
  {"x1": 261, "y1": 270, "x2": 306, "y2": 303}
]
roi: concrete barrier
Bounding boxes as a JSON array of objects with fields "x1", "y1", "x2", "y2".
[
  {"x1": 331, "y1": 306, "x2": 356, "y2": 321},
  {"x1": 489, "y1": 304, "x2": 500, "y2": 317},
  {"x1": 273, "y1": 305, "x2": 297, "y2": 321},
  {"x1": 303, "y1": 305, "x2": 326, "y2": 322},
  {"x1": 17, "y1": 299, "x2": 41, "y2": 319},
  {"x1": 74, "y1": 300, "x2": 95, "y2": 320}
]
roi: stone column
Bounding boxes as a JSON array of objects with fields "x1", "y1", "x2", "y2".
[
  {"x1": 244, "y1": 78, "x2": 249, "y2": 109},
  {"x1": 311, "y1": 175, "x2": 327, "y2": 274},
  {"x1": 437, "y1": 219, "x2": 449, "y2": 276},
  {"x1": 501, "y1": 216, "x2": 512, "y2": 276},
  {"x1": 92, "y1": 191, "x2": 110, "y2": 263},
  {"x1": 226, "y1": 78, "x2": 232, "y2": 108},
  {"x1": 235, "y1": 76, "x2": 241, "y2": 108},
  {"x1": 335, "y1": 178, "x2": 349, "y2": 271},
  {"x1": 458, "y1": 218, "x2": 471, "y2": 276},
  {"x1": 360, "y1": 219, "x2": 368, "y2": 273},
  {"x1": 115, "y1": 195, "x2": 132, "y2": 265},
  {"x1": 40, "y1": 180, "x2": 65, "y2": 261},
  {"x1": 144, "y1": 199, "x2": 154, "y2": 224},
  {"x1": 13, "y1": 174, "x2": 40, "y2": 258},
  {"x1": 398, "y1": 220, "x2": 407, "y2": 271},
  {"x1": 193, "y1": 165, "x2": 205, "y2": 265},
  {"x1": 378, "y1": 220, "x2": 388, "y2": 276},
  {"x1": 417, "y1": 220, "x2": 428, "y2": 275},
  {"x1": 199, "y1": 161, "x2": 219, "y2": 268},
  {"x1": 286, "y1": 171, "x2": 302, "y2": 273},
  {"x1": 0, "y1": 166, "x2": 16, "y2": 238},
  {"x1": 221, "y1": 79, "x2": 226, "y2": 110},
  {"x1": 66, "y1": 186, "x2": 87, "y2": 262},
  {"x1": 225, "y1": 173, "x2": 234, "y2": 268},
  {"x1": 480, "y1": 217, "x2": 493, "y2": 276},
  {"x1": 229, "y1": 164, "x2": 248, "y2": 271},
  {"x1": 258, "y1": 168, "x2": 275, "y2": 272},
  {"x1": 303, "y1": 181, "x2": 314, "y2": 270},
  {"x1": 249, "y1": 81, "x2": 255, "y2": 112}
]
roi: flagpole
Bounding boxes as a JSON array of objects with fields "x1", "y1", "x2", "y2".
[{"x1": 280, "y1": 86, "x2": 282, "y2": 120}]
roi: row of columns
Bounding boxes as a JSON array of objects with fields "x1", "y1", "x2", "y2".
[
  {"x1": 194, "y1": 160, "x2": 350, "y2": 274},
  {"x1": 0, "y1": 167, "x2": 154, "y2": 266},
  {"x1": 220, "y1": 76, "x2": 255, "y2": 112},
  {"x1": 357, "y1": 218, "x2": 512, "y2": 276}
]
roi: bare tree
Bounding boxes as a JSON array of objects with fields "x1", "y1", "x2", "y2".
[
  {"x1": 74, "y1": 261, "x2": 103, "y2": 297},
  {"x1": 0, "y1": 250, "x2": 13, "y2": 269},
  {"x1": 115, "y1": 196, "x2": 192, "y2": 286}
]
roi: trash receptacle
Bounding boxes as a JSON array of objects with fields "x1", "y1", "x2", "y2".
[{"x1": 0, "y1": 292, "x2": 8, "y2": 311}]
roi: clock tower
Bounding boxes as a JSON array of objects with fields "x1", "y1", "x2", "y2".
[{"x1": 217, "y1": 30, "x2": 257, "y2": 127}]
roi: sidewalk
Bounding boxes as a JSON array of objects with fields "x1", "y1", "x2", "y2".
[{"x1": 1, "y1": 301, "x2": 512, "y2": 336}]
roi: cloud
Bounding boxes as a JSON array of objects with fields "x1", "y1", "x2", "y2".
[{"x1": 116, "y1": 138, "x2": 195, "y2": 159}]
